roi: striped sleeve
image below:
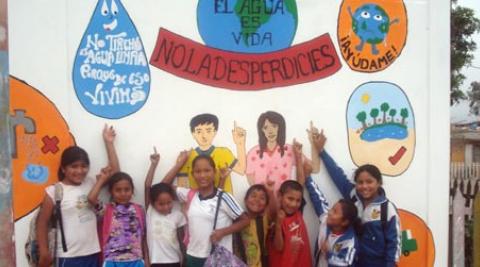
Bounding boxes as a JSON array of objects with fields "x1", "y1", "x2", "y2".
[
  {"x1": 305, "y1": 176, "x2": 330, "y2": 217},
  {"x1": 385, "y1": 202, "x2": 402, "y2": 265},
  {"x1": 220, "y1": 191, "x2": 244, "y2": 219}
]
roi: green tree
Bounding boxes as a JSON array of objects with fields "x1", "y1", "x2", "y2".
[
  {"x1": 370, "y1": 108, "x2": 380, "y2": 125},
  {"x1": 400, "y1": 108, "x2": 409, "y2": 125},
  {"x1": 356, "y1": 111, "x2": 368, "y2": 129},
  {"x1": 468, "y1": 81, "x2": 480, "y2": 114},
  {"x1": 380, "y1": 102, "x2": 390, "y2": 123},
  {"x1": 389, "y1": 108, "x2": 397, "y2": 122},
  {"x1": 451, "y1": 0, "x2": 480, "y2": 105}
]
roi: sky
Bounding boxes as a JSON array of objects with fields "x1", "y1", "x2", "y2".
[{"x1": 450, "y1": 0, "x2": 480, "y2": 123}]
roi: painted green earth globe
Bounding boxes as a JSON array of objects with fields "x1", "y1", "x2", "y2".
[{"x1": 197, "y1": 0, "x2": 298, "y2": 53}]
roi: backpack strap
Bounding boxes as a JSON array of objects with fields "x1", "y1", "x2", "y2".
[
  {"x1": 380, "y1": 200, "x2": 389, "y2": 243},
  {"x1": 186, "y1": 189, "x2": 196, "y2": 210},
  {"x1": 53, "y1": 183, "x2": 68, "y2": 253},
  {"x1": 102, "y1": 203, "x2": 114, "y2": 250},
  {"x1": 210, "y1": 190, "x2": 224, "y2": 254},
  {"x1": 181, "y1": 189, "x2": 197, "y2": 246}
]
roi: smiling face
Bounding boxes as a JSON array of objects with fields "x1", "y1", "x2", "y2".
[
  {"x1": 153, "y1": 192, "x2": 174, "y2": 215},
  {"x1": 245, "y1": 189, "x2": 268, "y2": 215},
  {"x1": 61, "y1": 160, "x2": 89, "y2": 185},
  {"x1": 192, "y1": 123, "x2": 217, "y2": 150},
  {"x1": 355, "y1": 171, "x2": 381, "y2": 201},
  {"x1": 262, "y1": 119, "x2": 279, "y2": 144},
  {"x1": 280, "y1": 189, "x2": 302, "y2": 215},
  {"x1": 192, "y1": 158, "x2": 215, "y2": 190},
  {"x1": 98, "y1": 0, "x2": 121, "y2": 32},
  {"x1": 110, "y1": 179, "x2": 133, "y2": 204}
]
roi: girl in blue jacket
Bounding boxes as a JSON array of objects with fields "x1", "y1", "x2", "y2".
[{"x1": 311, "y1": 131, "x2": 401, "y2": 267}]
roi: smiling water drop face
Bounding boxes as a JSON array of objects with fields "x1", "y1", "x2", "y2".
[{"x1": 72, "y1": 0, "x2": 150, "y2": 119}]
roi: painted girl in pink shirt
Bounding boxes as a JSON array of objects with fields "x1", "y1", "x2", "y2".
[{"x1": 246, "y1": 111, "x2": 320, "y2": 192}]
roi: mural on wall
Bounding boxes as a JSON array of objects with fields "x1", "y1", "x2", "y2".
[
  {"x1": 10, "y1": 77, "x2": 75, "y2": 220},
  {"x1": 150, "y1": 0, "x2": 342, "y2": 90},
  {"x1": 72, "y1": 0, "x2": 150, "y2": 119},
  {"x1": 246, "y1": 111, "x2": 320, "y2": 192},
  {"x1": 347, "y1": 82, "x2": 415, "y2": 176},
  {"x1": 337, "y1": 0, "x2": 407, "y2": 72},
  {"x1": 397, "y1": 209, "x2": 435, "y2": 267},
  {"x1": 176, "y1": 114, "x2": 247, "y2": 194}
]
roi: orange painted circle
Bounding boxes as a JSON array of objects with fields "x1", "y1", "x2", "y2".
[
  {"x1": 337, "y1": 0, "x2": 408, "y2": 72},
  {"x1": 398, "y1": 209, "x2": 435, "y2": 267},
  {"x1": 10, "y1": 77, "x2": 75, "y2": 220}
]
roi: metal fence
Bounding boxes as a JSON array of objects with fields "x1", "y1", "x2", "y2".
[{"x1": 450, "y1": 163, "x2": 480, "y2": 267}]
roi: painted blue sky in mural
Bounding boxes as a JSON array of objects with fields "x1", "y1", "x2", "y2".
[{"x1": 72, "y1": 0, "x2": 150, "y2": 119}]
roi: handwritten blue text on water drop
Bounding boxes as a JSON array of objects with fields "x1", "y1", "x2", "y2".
[{"x1": 72, "y1": 0, "x2": 150, "y2": 119}]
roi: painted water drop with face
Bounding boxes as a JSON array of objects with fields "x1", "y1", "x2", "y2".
[{"x1": 72, "y1": 0, "x2": 150, "y2": 119}]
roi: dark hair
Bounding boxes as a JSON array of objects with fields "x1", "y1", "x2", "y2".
[
  {"x1": 354, "y1": 164, "x2": 383, "y2": 184},
  {"x1": 58, "y1": 146, "x2": 90, "y2": 181},
  {"x1": 278, "y1": 180, "x2": 303, "y2": 196},
  {"x1": 191, "y1": 154, "x2": 216, "y2": 171},
  {"x1": 338, "y1": 199, "x2": 362, "y2": 234},
  {"x1": 257, "y1": 111, "x2": 286, "y2": 158},
  {"x1": 244, "y1": 184, "x2": 269, "y2": 205},
  {"x1": 150, "y1": 182, "x2": 176, "y2": 203},
  {"x1": 190, "y1": 113, "x2": 219, "y2": 132},
  {"x1": 108, "y1": 172, "x2": 135, "y2": 192}
]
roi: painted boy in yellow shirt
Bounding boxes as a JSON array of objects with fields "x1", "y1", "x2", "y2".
[{"x1": 177, "y1": 113, "x2": 246, "y2": 193}]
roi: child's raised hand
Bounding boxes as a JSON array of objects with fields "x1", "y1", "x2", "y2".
[
  {"x1": 303, "y1": 161, "x2": 313, "y2": 178},
  {"x1": 307, "y1": 121, "x2": 320, "y2": 144},
  {"x1": 219, "y1": 164, "x2": 232, "y2": 180},
  {"x1": 293, "y1": 138, "x2": 303, "y2": 158},
  {"x1": 264, "y1": 176, "x2": 275, "y2": 191},
  {"x1": 102, "y1": 124, "x2": 116, "y2": 143},
  {"x1": 150, "y1": 146, "x2": 160, "y2": 165},
  {"x1": 311, "y1": 128, "x2": 327, "y2": 152},
  {"x1": 96, "y1": 166, "x2": 113, "y2": 183},
  {"x1": 176, "y1": 150, "x2": 190, "y2": 165},
  {"x1": 232, "y1": 121, "x2": 246, "y2": 146}
]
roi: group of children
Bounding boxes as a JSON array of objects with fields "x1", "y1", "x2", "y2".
[{"x1": 35, "y1": 123, "x2": 401, "y2": 267}]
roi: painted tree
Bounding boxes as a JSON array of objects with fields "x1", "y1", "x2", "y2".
[
  {"x1": 400, "y1": 108, "x2": 409, "y2": 125},
  {"x1": 370, "y1": 108, "x2": 379, "y2": 125},
  {"x1": 380, "y1": 102, "x2": 390, "y2": 123},
  {"x1": 389, "y1": 108, "x2": 397, "y2": 122},
  {"x1": 356, "y1": 111, "x2": 368, "y2": 129}
]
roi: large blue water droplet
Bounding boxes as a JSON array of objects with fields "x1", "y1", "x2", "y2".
[{"x1": 72, "y1": 0, "x2": 150, "y2": 119}]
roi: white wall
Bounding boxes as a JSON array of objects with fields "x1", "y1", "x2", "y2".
[{"x1": 8, "y1": 0, "x2": 449, "y2": 266}]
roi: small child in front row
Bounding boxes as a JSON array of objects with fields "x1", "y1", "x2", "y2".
[
  {"x1": 144, "y1": 148, "x2": 187, "y2": 267},
  {"x1": 300, "y1": 159, "x2": 359, "y2": 267},
  {"x1": 88, "y1": 169, "x2": 147, "y2": 267},
  {"x1": 240, "y1": 180, "x2": 276, "y2": 267},
  {"x1": 294, "y1": 139, "x2": 358, "y2": 267},
  {"x1": 268, "y1": 164, "x2": 312, "y2": 266}
]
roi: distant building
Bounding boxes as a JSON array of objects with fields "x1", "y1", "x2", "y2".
[{"x1": 451, "y1": 122, "x2": 480, "y2": 163}]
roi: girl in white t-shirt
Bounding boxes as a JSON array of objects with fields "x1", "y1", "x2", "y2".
[
  {"x1": 144, "y1": 148, "x2": 187, "y2": 267},
  {"x1": 36, "y1": 125, "x2": 119, "y2": 267},
  {"x1": 162, "y1": 152, "x2": 250, "y2": 267},
  {"x1": 36, "y1": 146, "x2": 101, "y2": 267}
]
